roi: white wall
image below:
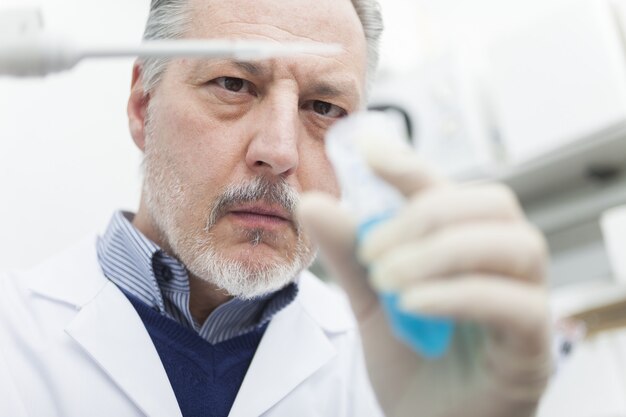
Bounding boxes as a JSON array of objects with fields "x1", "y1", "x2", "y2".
[
  {"x1": 376, "y1": 0, "x2": 573, "y2": 76},
  {"x1": 0, "y1": 0, "x2": 148, "y2": 269}
]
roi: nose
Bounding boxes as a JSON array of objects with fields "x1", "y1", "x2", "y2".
[{"x1": 246, "y1": 93, "x2": 299, "y2": 177}]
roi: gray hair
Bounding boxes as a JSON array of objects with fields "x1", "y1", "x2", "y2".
[{"x1": 140, "y1": 0, "x2": 383, "y2": 95}]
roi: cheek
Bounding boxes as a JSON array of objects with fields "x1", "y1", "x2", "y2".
[
  {"x1": 158, "y1": 100, "x2": 211, "y2": 149},
  {"x1": 153, "y1": 99, "x2": 247, "y2": 186}
]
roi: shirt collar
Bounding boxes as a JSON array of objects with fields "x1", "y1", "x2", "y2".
[{"x1": 96, "y1": 211, "x2": 298, "y2": 343}]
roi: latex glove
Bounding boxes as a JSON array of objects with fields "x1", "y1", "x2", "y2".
[{"x1": 297, "y1": 140, "x2": 552, "y2": 417}]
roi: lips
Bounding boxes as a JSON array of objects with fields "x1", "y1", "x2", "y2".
[
  {"x1": 226, "y1": 203, "x2": 293, "y2": 230},
  {"x1": 229, "y1": 204, "x2": 291, "y2": 221}
]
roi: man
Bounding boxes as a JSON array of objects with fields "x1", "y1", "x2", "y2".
[{"x1": 0, "y1": 0, "x2": 552, "y2": 416}]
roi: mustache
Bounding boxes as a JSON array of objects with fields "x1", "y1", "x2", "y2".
[{"x1": 206, "y1": 177, "x2": 300, "y2": 230}]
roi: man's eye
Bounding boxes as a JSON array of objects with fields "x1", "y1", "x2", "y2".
[
  {"x1": 214, "y1": 77, "x2": 253, "y2": 94},
  {"x1": 309, "y1": 100, "x2": 346, "y2": 118}
]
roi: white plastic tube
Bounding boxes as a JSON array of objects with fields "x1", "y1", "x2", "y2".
[
  {"x1": 0, "y1": 36, "x2": 341, "y2": 77},
  {"x1": 325, "y1": 112, "x2": 455, "y2": 358}
]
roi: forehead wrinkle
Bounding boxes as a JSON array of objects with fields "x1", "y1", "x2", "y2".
[{"x1": 210, "y1": 21, "x2": 322, "y2": 44}]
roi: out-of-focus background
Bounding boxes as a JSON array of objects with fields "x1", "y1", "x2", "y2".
[
  {"x1": 3, "y1": 0, "x2": 626, "y2": 414},
  {"x1": 0, "y1": 0, "x2": 146, "y2": 268}
]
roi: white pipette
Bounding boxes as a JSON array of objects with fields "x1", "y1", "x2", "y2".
[
  {"x1": 0, "y1": 8, "x2": 341, "y2": 77},
  {"x1": 0, "y1": 38, "x2": 341, "y2": 77}
]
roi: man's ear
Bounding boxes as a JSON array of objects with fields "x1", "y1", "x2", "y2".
[{"x1": 128, "y1": 62, "x2": 150, "y2": 152}]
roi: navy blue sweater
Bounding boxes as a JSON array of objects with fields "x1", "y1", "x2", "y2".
[{"x1": 125, "y1": 293, "x2": 267, "y2": 417}]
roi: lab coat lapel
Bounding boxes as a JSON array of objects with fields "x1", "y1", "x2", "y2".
[
  {"x1": 228, "y1": 300, "x2": 337, "y2": 417},
  {"x1": 65, "y1": 281, "x2": 182, "y2": 417}
]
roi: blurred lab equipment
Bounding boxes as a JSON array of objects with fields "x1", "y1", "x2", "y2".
[
  {"x1": 487, "y1": 0, "x2": 626, "y2": 165},
  {"x1": 371, "y1": 0, "x2": 626, "y2": 189},
  {"x1": 535, "y1": 204, "x2": 626, "y2": 417},
  {"x1": 367, "y1": 104, "x2": 415, "y2": 143},
  {"x1": 368, "y1": 3, "x2": 626, "y2": 412},
  {"x1": 0, "y1": 7, "x2": 339, "y2": 77},
  {"x1": 370, "y1": 0, "x2": 626, "y2": 287},
  {"x1": 539, "y1": 281, "x2": 626, "y2": 417},
  {"x1": 601, "y1": 205, "x2": 626, "y2": 284}
]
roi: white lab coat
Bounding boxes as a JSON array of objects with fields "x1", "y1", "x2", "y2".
[{"x1": 0, "y1": 237, "x2": 384, "y2": 417}]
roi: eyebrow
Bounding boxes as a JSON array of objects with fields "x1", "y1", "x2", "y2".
[
  {"x1": 189, "y1": 59, "x2": 268, "y2": 78},
  {"x1": 232, "y1": 60, "x2": 267, "y2": 77},
  {"x1": 310, "y1": 83, "x2": 346, "y2": 98},
  {"x1": 310, "y1": 80, "x2": 362, "y2": 106}
]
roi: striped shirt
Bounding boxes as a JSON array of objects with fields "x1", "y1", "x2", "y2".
[{"x1": 96, "y1": 211, "x2": 298, "y2": 344}]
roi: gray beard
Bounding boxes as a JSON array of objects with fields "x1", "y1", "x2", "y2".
[{"x1": 141, "y1": 141, "x2": 315, "y2": 299}]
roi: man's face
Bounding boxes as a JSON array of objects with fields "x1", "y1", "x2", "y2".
[{"x1": 132, "y1": 0, "x2": 368, "y2": 298}]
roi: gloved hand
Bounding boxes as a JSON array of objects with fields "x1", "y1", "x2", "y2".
[{"x1": 297, "y1": 138, "x2": 552, "y2": 417}]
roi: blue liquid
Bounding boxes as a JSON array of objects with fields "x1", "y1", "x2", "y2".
[{"x1": 358, "y1": 215, "x2": 454, "y2": 359}]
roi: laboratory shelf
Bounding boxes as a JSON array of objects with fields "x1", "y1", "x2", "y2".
[
  {"x1": 464, "y1": 121, "x2": 626, "y2": 289},
  {"x1": 481, "y1": 121, "x2": 626, "y2": 203}
]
